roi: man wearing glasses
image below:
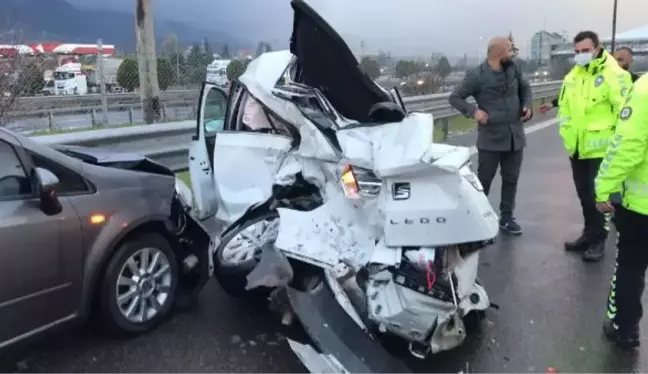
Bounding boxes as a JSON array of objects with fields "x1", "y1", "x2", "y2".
[{"x1": 449, "y1": 37, "x2": 532, "y2": 236}]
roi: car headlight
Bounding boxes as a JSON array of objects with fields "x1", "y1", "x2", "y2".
[
  {"x1": 174, "y1": 177, "x2": 194, "y2": 208},
  {"x1": 339, "y1": 164, "x2": 382, "y2": 199}
]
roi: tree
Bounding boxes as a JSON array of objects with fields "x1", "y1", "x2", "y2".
[
  {"x1": 202, "y1": 37, "x2": 213, "y2": 57},
  {"x1": 221, "y1": 44, "x2": 231, "y2": 59},
  {"x1": 359, "y1": 56, "x2": 381, "y2": 79},
  {"x1": 185, "y1": 44, "x2": 212, "y2": 85},
  {"x1": 169, "y1": 52, "x2": 185, "y2": 85},
  {"x1": 226, "y1": 59, "x2": 246, "y2": 82},
  {"x1": 18, "y1": 61, "x2": 45, "y2": 96},
  {"x1": 255, "y1": 41, "x2": 272, "y2": 57},
  {"x1": 116, "y1": 58, "x2": 139, "y2": 92},
  {"x1": 509, "y1": 31, "x2": 519, "y2": 57},
  {"x1": 434, "y1": 56, "x2": 452, "y2": 80},
  {"x1": 156, "y1": 56, "x2": 174, "y2": 91},
  {"x1": 135, "y1": 0, "x2": 161, "y2": 124},
  {"x1": 186, "y1": 44, "x2": 211, "y2": 69},
  {"x1": 162, "y1": 33, "x2": 180, "y2": 56},
  {"x1": 395, "y1": 60, "x2": 423, "y2": 79},
  {"x1": 376, "y1": 51, "x2": 393, "y2": 69}
]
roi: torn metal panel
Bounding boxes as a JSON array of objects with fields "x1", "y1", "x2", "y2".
[
  {"x1": 335, "y1": 113, "x2": 435, "y2": 177},
  {"x1": 287, "y1": 339, "x2": 348, "y2": 374},
  {"x1": 296, "y1": 116, "x2": 341, "y2": 162},
  {"x1": 287, "y1": 284, "x2": 412, "y2": 373},
  {"x1": 370, "y1": 239, "x2": 402, "y2": 267},
  {"x1": 422, "y1": 144, "x2": 473, "y2": 173},
  {"x1": 211, "y1": 132, "x2": 292, "y2": 222},
  {"x1": 275, "y1": 183, "x2": 378, "y2": 269},
  {"x1": 245, "y1": 243, "x2": 294, "y2": 290}
]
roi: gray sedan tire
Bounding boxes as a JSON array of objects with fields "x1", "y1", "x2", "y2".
[{"x1": 99, "y1": 232, "x2": 178, "y2": 335}]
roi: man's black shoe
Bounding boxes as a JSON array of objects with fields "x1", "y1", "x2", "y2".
[
  {"x1": 564, "y1": 235, "x2": 589, "y2": 252},
  {"x1": 603, "y1": 320, "x2": 640, "y2": 349},
  {"x1": 583, "y1": 240, "x2": 606, "y2": 262},
  {"x1": 499, "y1": 218, "x2": 522, "y2": 235}
]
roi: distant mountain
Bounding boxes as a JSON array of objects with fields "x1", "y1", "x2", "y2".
[
  {"x1": 0, "y1": 0, "x2": 249, "y2": 53},
  {"x1": 64, "y1": 0, "x2": 293, "y2": 51}
]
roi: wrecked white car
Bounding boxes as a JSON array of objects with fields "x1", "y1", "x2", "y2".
[{"x1": 188, "y1": 0, "x2": 500, "y2": 372}]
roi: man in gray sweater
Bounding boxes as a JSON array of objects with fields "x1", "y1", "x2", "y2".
[{"x1": 449, "y1": 37, "x2": 533, "y2": 235}]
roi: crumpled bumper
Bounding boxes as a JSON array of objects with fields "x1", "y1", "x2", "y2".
[{"x1": 285, "y1": 283, "x2": 412, "y2": 373}]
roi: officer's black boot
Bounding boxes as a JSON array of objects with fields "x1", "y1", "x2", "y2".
[
  {"x1": 603, "y1": 319, "x2": 640, "y2": 349},
  {"x1": 583, "y1": 240, "x2": 606, "y2": 262},
  {"x1": 564, "y1": 234, "x2": 590, "y2": 252}
]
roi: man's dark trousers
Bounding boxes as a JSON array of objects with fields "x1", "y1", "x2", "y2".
[
  {"x1": 477, "y1": 149, "x2": 523, "y2": 221},
  {"x1": 570, "y1": 157, "x2": 608, "y2": 242},
  {"x1": 607, "y1": 206, "x2": 648, "y2": 334}
]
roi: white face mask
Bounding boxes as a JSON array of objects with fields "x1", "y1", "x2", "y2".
[{"x1": 574, "y1": 52, "x2": 593, "y2": 66}]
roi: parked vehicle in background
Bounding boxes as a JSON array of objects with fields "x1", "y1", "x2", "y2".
[
  {"x1": 0, "y1": 128, "x2": 212, "y2": 350},
  {"x1": 206, "y1": 58, "x2": 231, "y2": 87},
  {"x1": 41, "y1": 80, "x2": 55, "y2": 96},
  {"x1": 85, "y1": 57, "x2": 124, "y2": 93},
  {"x1": 53, "y1": 62, "x2": 88, "y2": 95}
]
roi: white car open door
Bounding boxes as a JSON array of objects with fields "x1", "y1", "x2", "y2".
[
  {"x1": 188, "y1": 82, "x2": 228, "y2": 220},
  {"x1": 211, "y1": 131, "x2": 292, "y2": 222}
]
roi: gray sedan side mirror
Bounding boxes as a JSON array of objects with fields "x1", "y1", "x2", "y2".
[
  {"x1": 36, "y1": 167, "x2": 59, "y2": 189},
  {"x1": 34, "y1": 167, "x2": 62, "y2": 216}
]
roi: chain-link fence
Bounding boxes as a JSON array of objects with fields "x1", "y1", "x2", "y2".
[{"x1": 0, "y1": 38, "x2": 261, "y2": 133}]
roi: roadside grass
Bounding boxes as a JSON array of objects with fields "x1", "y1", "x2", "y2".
[
  {"x1": 176, "y1": 171, "x2": 191, "y2": 187},
  {"x1": 432, "y1": 96, "x2": 555, "y2": 142},
  {"x1": 29, "y1": 122, "x2": 141, "y2": 137}
]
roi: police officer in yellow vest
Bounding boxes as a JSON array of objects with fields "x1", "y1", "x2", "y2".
[
  {"x1": 594, "y1": 74, "x2": 648, "y2": 349},
  {"x1": 558, "y1": 31, "x2": 632, "y2": 262}
]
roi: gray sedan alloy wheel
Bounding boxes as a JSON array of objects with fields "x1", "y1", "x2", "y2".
[{"x1": 116, "y1": 247, "x2": 173, "y2": 323}]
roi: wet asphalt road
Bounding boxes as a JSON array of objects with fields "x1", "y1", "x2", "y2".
[{"x1": 2, "y1": 112, "x2": 647, "y2": 373}]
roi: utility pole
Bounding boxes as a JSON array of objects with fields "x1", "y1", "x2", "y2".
[
  {"x1": 611, "y1": 0, "x2": 619, "y2": 53},
  {"x1": 135, "y1": 0, "x2": 160, "y2": 124},
  {"x1": 175, "y1": 42, "x2": 180, "y2": 86},
  {"x1": 97, "y1": 39, "x2": 108, "y2": 125}
]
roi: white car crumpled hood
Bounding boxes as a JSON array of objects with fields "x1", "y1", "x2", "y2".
[
  {"x1": 336, "y1": 112, "x2": 473, "y2": 176},
  {"x1": 271, "y1": 110, "x2": 474, "y2": 269}
]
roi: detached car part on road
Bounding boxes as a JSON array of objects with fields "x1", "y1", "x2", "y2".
[
  {"x1": 0, "y1": 128, "x2": 211, "y2": 350},
  {"x1": 188, "y1": 1, "x2": 500, "y2": 372}
]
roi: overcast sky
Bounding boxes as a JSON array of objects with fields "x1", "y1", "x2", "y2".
[{"x1": 72, "y1": 0, "x2": 648, "y2": 58}]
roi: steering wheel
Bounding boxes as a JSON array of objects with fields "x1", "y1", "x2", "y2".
[{"x1": 0, "y1": 175, "x2": 28, "y2": 196}]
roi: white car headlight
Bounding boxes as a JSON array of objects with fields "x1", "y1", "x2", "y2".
[{"x1": 174, "y1": 177, "x2": 194, "y2": 208}]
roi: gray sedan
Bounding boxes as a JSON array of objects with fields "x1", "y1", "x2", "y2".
[{"x1": 0, "y1": 128, "x2": 211, "y2": 350}]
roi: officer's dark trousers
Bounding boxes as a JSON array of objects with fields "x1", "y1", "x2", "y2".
[
  {"x1": 570, "y1": 157, "x2": 608, "y2": 241},
  {"x1": 477, "y1": 149, "x2": 523, "y2": 220},
  {"x1": 607, "y1": 206, "x2": 648, "y2": 331}
]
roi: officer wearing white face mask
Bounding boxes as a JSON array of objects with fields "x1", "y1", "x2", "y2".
[{"x1": 555, "y1": 31, "x2": 632, "y2": 262}]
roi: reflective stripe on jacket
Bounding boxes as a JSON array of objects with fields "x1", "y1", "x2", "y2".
[
  {"x1": 596, "y1": 74, "x2": 648, "y2": 215},
  {"x1": 558, "y1": 50, "x2": 632, "y2": 159}
]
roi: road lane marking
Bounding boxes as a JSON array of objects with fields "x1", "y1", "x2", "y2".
[{"x1": 468, "y1": 118, "x2": 559, "y2": 156}]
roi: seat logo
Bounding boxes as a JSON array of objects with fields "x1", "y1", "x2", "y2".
[{"x1": 392, "y1": 182, "x2": 410, "y2": 200}]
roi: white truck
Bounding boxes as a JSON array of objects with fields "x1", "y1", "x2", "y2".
[
  {"x1": 86, "y1": 57, "x2": 123, "y2": 93},
  {"x1": 205, "y1": 59, "x2": 231, "y2": 87},
  {"x1": 53, "y1": 62, "x2": 88, "y2": 95}
]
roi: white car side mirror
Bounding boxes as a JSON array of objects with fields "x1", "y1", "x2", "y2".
[{"x1": 36, "y1": 167, "x2": 59, "y2": 188}]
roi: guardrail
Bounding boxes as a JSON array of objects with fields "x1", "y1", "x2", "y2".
[
  {"x1": 32, "y1": 81, "x2": 562, "y2": 173},
  {"x1": 10, "y1": 80, "x2": 563, "y2": 130},
  {"x1": 12, "y1": 89, "x2": 199, "y2": 112}
]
